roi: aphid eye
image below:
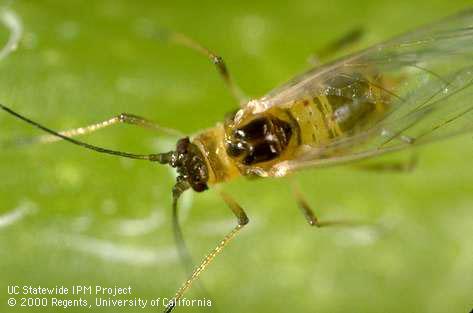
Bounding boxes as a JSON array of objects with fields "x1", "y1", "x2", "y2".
[
  {"x1": 176, "y1": 137, "x2": 190, "y2": 153},
  {"x1": 226, "y1": 141, "x2": 246, "y2": 157},
  {"x1": 191, "y1": 182, "x2": 208, "y2": 192}
]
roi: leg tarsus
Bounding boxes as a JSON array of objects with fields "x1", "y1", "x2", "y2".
[
  {"x1": 294, "y1": 185, "x2": 368, "y2": 228},
  {"x1": 294, "y1": 190, "x2": 319, "y2": 226},
  {"x1": 219, "y1": 191, "x2": 249, "y2": 226}
]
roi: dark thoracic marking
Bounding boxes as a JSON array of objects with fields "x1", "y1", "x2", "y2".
[
  {"x1": 226, "y1": 116, "x2": 292, "y2": 166},
  {"x1": 242, "y1": 141, "x2": 278, "y2": 165},
  {"x1": 235, "y1": 118, "x2": 268, "y2": 140}
]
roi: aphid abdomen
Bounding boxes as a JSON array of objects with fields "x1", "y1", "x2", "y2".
[{"x1": 286, "y1": 75, "x2": 391, "y2": 146}]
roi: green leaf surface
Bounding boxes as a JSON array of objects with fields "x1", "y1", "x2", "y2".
[{"x1": 1, "y1": 1, "x2": 472, "y2": 313}]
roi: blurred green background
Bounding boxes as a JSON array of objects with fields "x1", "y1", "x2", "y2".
[{"x1": 0, "y1": 1, "x2": 472, "y2": 312}]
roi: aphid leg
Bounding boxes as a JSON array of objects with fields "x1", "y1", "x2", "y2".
[
  {"x1": 308, "y1": 28, "x2": 363, "y2": 65},
  {"x1": 171, "y1": 181, "x2": 216, "y2": 306},
  {"x1": 293, "y1": 183, "x2": 365, "y2": 228},
  {"x1": 171, "y1": 181, "x2": 195, "y2": 275},
  {"x1": 219, "y1": 190, "x2": 250, "y2": 226},
  {"x1": 0, "y1": 103, "x2": 177, "y2": 162},
  {"x1": 155, "y1": 29, "x2": 248, "y2": 106},
  {"x1": 9, "y1": 112, "x2": 183, "y2": 146},
  {"x1": 164, "y1": 190, "x2": 249, "y2": 313},
  {"x1": 353, "y1": 155, "x2": 418, "y2": 173}
]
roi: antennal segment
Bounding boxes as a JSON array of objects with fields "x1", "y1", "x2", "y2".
[{"x1": 0, "y1": 103, "x2": 172, "y2": 163}]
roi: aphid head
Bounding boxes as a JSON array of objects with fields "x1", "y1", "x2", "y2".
[{"x1": 166, "y1": 137, "x2": 209, "y2": 199}]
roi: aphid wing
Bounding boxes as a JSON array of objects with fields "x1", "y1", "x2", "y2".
[
  {"x1": 268, "y1": 78, "x2": 473, "y2": 176},
  {"x1": 254, "y1": 9, "x2": 473, "y2": 112},
  {"x1": 244, "y1": 9, "x2": 473, "y2": 177}
]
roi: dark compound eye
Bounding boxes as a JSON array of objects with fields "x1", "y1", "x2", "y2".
[
  {"x1": 191, "y1": 181, "x2": 208, "y2": 192},
  {"x1": 176, "y1": 137, "x2": 190, "y2": 154}
]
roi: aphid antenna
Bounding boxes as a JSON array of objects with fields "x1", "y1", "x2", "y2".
[
  {"x1": 0, "y1": 103, "x2": 207, "y2": 296},
  {"x1": 0, "y1": 103, "x2": 174, "y2": 164}
]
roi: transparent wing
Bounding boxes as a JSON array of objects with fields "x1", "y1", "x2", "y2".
[
  {"x1": 255, "y1": 9, "x2": 473, "y2": 112},
  {"x1": 245, "y1": 9, "x2": 473, "y2": 176}
]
